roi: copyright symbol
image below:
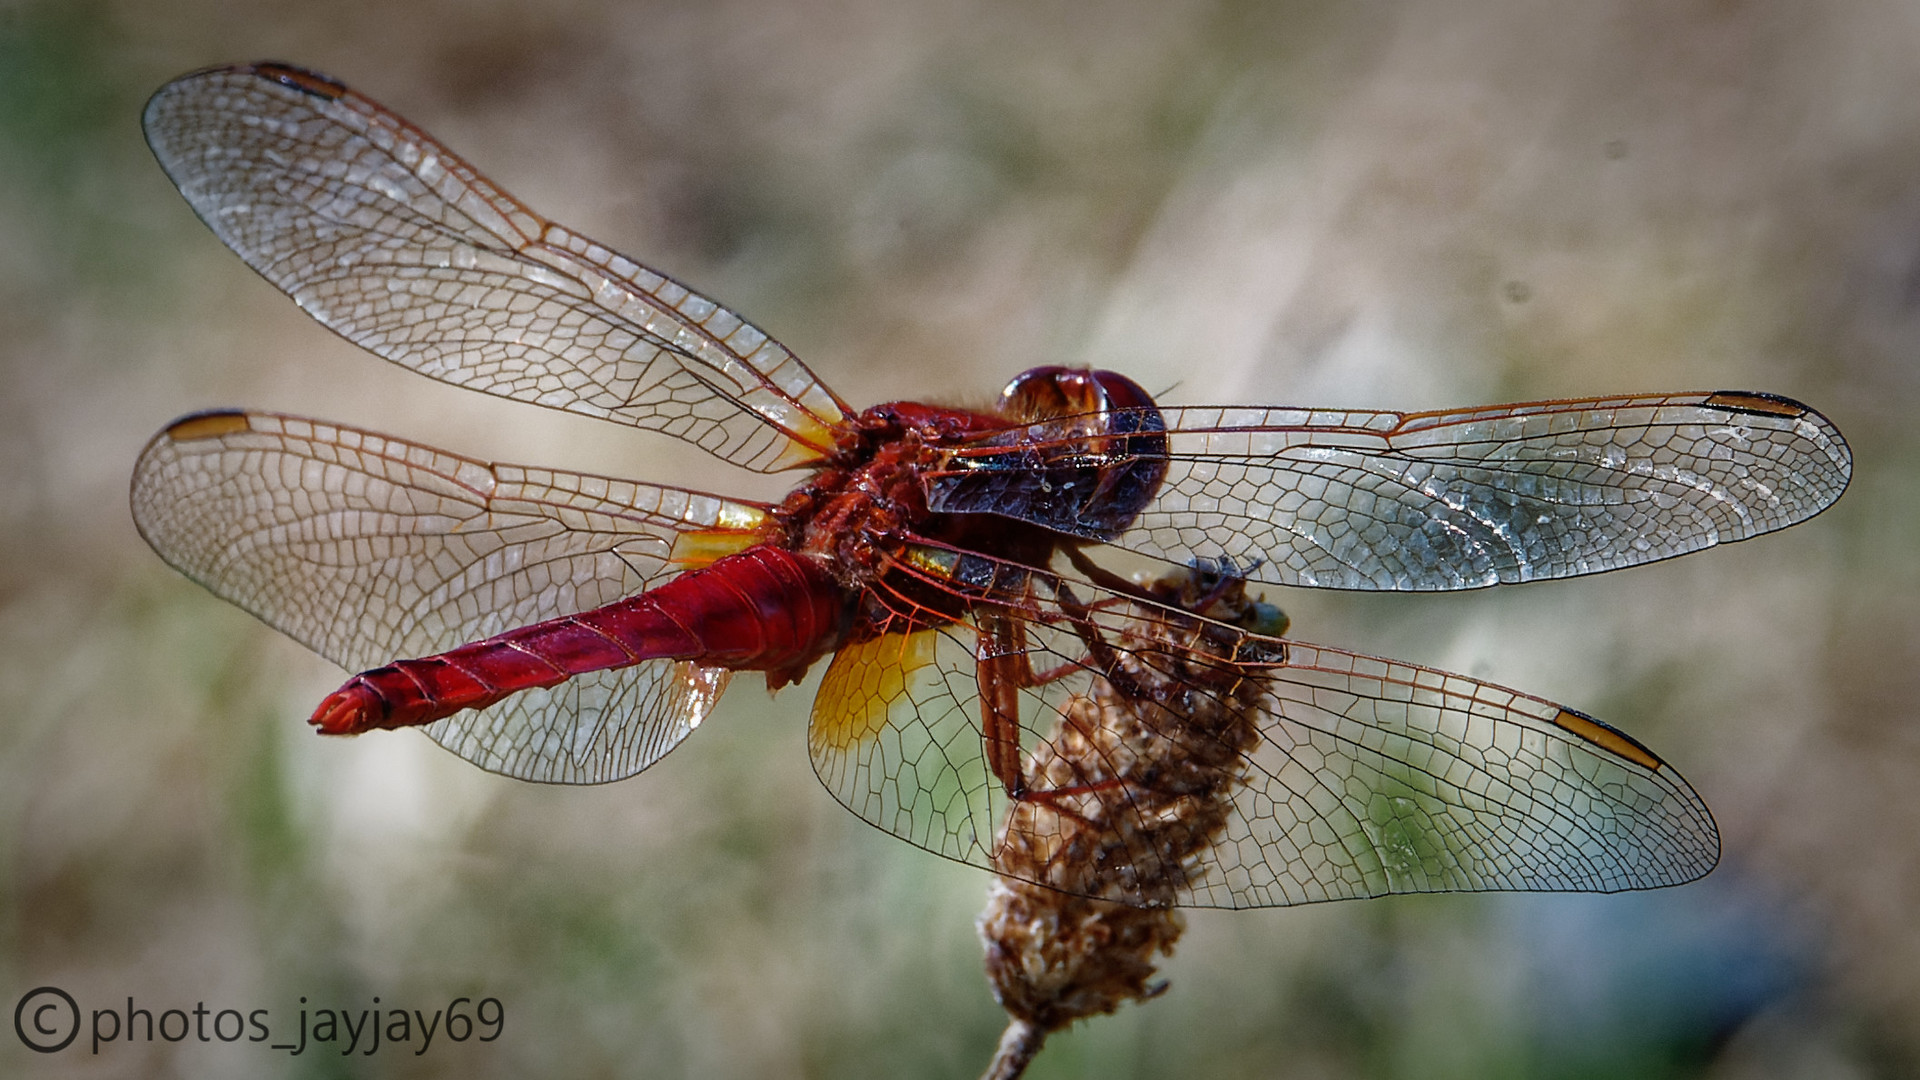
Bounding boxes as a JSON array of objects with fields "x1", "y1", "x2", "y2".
[{"x1": 14, "y1": 986, "x2": 78, "y2": 1053}]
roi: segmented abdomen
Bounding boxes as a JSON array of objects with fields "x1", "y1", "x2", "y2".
[{"x1": 310, "y1": 545, "x2": 845, "y2": 734}]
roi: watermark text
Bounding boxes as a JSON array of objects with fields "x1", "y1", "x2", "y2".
[{"x1": 14, "y1": 987, "x2": 501, "y2": 1056}]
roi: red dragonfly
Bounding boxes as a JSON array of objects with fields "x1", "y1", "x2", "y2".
[{"x1": 133, "y1": 63, "x2": 1851, "y2": 909}]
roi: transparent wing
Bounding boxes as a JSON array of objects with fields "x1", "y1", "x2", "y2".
[
  {"x1": 131, "y1": 410, "x2": 772, "y2": 783},
  {"x1": 936, "y1": 391, "x2": 1851, "y2": 590},
  {"x1": 1212, "y1": 640, "x2": 1717, "y2": 908},
  {"x1": 142, "y1": 63, "x2": 849, "y2": 472},
  {"x1": 809, "y1": 625, "x2": 1001, "y2": 857},
  {"x1": 806, "y1": 551, "x2": 1717, "y2": 909}
]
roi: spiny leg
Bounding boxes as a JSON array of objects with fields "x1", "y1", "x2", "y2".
[{"x1": 973, "y1": 598, "x2": 1138, "y2": 815}]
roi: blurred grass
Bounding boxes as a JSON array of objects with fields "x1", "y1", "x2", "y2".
[{"x1": 2, "y1": 0, "x2": 1917, "y2": 1076}]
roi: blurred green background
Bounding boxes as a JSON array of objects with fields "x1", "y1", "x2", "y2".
[{"x1": 1, "y1": 0, "x2": 1913, "y2": 1076}]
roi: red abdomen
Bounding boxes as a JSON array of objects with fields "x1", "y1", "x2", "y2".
[{"x1": 311, "y1": 546, "x2": 847, "y2": 734}]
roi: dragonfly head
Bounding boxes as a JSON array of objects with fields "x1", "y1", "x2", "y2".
[
  {"x1": 919, "y1": 367, "x2": 1171, "y2": 542},
  {"x1": 998, "y1": 366, "x2": 1159, "y2": 423}
]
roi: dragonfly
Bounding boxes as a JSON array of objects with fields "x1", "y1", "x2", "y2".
[{"x1": 133, "y1": 63, "x2": 1851, "y2": 910}]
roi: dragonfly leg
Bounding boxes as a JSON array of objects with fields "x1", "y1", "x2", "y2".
[
  {"x1": 976, "y1": 610, "x2": 1034, "y2": 798},
  {"x1": 1060, "y1": 543, "x2": 1158, "y2": 605},
  {"x1": 1011, "y1": 776, "x2": 1130, "y2": 827},
  {"x1": 976, "y1": 593, "x2": 1147, "y2": 804}
]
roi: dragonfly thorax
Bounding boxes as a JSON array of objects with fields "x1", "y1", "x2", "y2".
[{"x1": 776, "y1": 397, "x2": 1041, "y2": 582}]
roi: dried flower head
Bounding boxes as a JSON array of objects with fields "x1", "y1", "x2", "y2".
[{"x1": 978, "y1": 564, "x2": 1284, "y2": 1077}]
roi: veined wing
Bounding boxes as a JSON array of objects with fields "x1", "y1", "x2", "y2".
[
  {"x1": 143, "y1": 63, "x2": 848, "y2": 472},
  {"x1": 131, "y1": 410, "x2": 772, "y2": 783},
  {"x1": 1215, "y1": 638, "x2": 1716, "y2": 908},
  {"x1": 806, "y1": 546, "x2": 1717, "y2": 909},
  {"x1": 935, "y1": 391, "x2": 1851, "y2": 590}
]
